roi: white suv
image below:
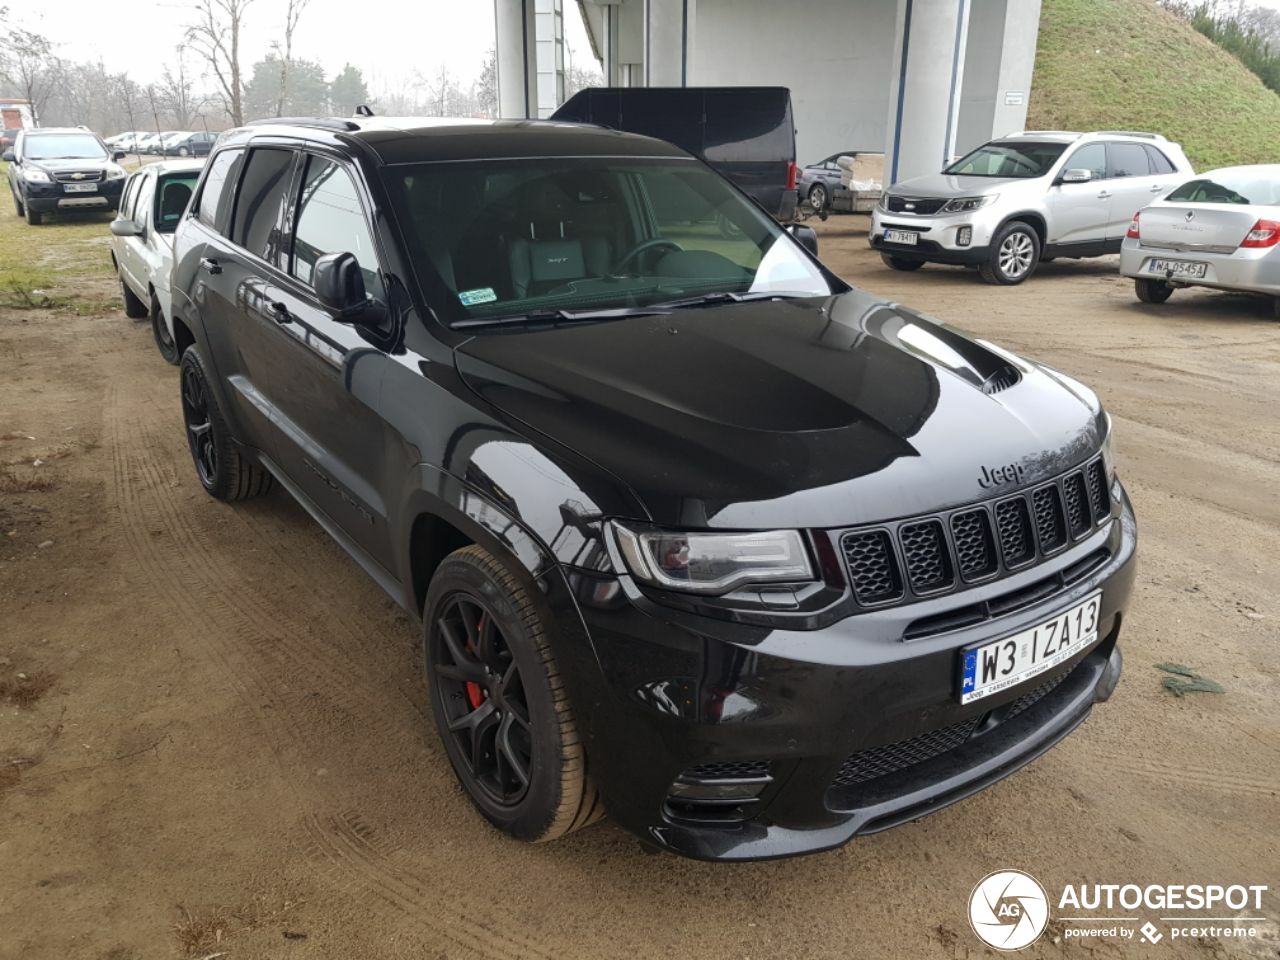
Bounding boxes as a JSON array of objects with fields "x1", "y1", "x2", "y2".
[{"x1": 870, "y1": 131, "x2": 1193, "y2": 284}]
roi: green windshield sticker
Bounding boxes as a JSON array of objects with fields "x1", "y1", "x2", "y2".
[{"x1": 459, "y1": 287, "x2": 497, "y2": 306}]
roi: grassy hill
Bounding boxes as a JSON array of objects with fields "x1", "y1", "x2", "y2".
[{"x1": 1029, "y1": 0, "x2": 1280, "y2": 169}]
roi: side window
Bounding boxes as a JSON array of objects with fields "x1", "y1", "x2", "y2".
[
  {"x1": 196, "y1": 147, "x2": 245, "y2": 233},
  {"x1": 1144, "y1": 145, "x2": 1175, "y2": 175},
  {"x1": 120, "y1": 175, "x2": 140, "y2": 221},
  {"x1": 1108, "y1": 142, "x2": 1151, "y2": 178},
  {"x1": 290, "y1": 155, "x2": 384, "y2": 299},
  {"x1": 134, "y1": 176, "x2": 156, "y2": 227},
  {"x1": 232, "y1": 148, "x2": 295, "y2": 263},
  {"x1": 1064, "y1": 143, "x2": 1107, "y2": 180}
]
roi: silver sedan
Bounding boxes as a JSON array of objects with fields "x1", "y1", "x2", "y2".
[{"x1": 1120, "y1": 164, "x2": 1280, "y2": 318}]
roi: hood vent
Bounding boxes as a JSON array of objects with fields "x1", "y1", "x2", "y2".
[{"x1": 981, "y1": 364, "x2": 1021, "y2": 395}]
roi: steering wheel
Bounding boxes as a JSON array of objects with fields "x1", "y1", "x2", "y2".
[{"x1": 613, "y1": 238, "x2": 683, "y2": 274}]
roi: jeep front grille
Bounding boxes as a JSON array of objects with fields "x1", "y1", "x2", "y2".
[
  {"x1": 884, "y1": 195, "x2": 947, "y2": 215},
  {"x1": 839, "y1": 458, "x2": 1112, "y2": 610}
]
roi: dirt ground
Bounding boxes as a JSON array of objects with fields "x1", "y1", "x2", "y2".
[{"x1": 1, "y1": 212, "x2": 1277, "y2": 960}]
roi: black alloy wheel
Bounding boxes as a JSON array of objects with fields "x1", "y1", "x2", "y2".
[
  {"x1": 181, "y1": 360, "x2": 218, "y2": 488},
  {"x1": 433, "y1": 593, "x2": 533, "y2": 807},
  {"x1": 178, "y1": 349, "x2": 274, "y2": 501}
]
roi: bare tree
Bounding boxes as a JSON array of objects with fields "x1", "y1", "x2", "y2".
[
  {"x1": 158, "y1": 47, "x2": 205, "y2": 128},
  {"x1": 186, "y1": 0, "x2": 255, "y2": 126},
  {"x1": 1, "y1": 25, "x2": 59, "y2": 126},
  {"x1": 116, "y1": 75, "x2": 143, "y2": 156},
  {"x1": 274, "y1": 0, "x2": 312, "y2": 117},
  {"x1": 145, "y1": 84, "x2": 164, "y2": 138}
]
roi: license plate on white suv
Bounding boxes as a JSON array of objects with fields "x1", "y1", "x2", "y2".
[
  {"x1": 1146, "y1": 257, "x2": 1207, "y2": 279},
  {"x1": 884, "y1": 229, "x2": 919, "y2": 246},
  {"x1": 959, "y1": 592, "x2": 1102, "y2": 704}
]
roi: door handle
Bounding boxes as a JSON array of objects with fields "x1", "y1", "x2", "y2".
[
  {"x1": 1096, "y1": 191, "x2": 1112, "y2": 199},
  {"x1": 1150, "y1": 184, "x2": 1165, "y2": 192},
  {"x1": 268, "y1": 300, "x2": 293, "y2": 324},
  {"x1": 199, "y1": 257, "x2": 221, "y2": 275}
]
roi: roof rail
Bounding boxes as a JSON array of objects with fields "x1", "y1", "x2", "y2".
[
  {"x1": 1002, "y1": 130, "x2": 1083, "y2": 139},
  {"x1": 244, "y1": 116, "x2": 360, "y2": 132},
  {"x1": 1089, "y1": 130, "x2": 1167, "y2": 140}
]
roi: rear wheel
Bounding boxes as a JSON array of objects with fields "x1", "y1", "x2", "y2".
[
  {"x1": 179, "y1": 348, "x2": 274, "y2": 501},
  {"x1": 979, "y1": 221, "x2": 1040, "y2": 284},
  {"x1": 424, "y1": 545, "x2": 602, "y2": 843},
  {"x1": 881, "y1": 252, "x2": 924, "y2": 271},
  {"x1": 1135, "y1": 277, "x2": 1174, "y2": 304}
]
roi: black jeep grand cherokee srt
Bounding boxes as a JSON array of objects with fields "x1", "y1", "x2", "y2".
[
  {"x1": 5, "y1": 127, "x2": 127, "y2": 225},
  {"x1": 169, "y1": 116, "x2": 1135, "y2": 861}
]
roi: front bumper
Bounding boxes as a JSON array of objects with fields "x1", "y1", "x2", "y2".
[
  {"x1": 23, "y1": 177, "x2": 123, "y2": 213},
  {"x1": 560, "y1": 484, "x2": 1137, "y2": 861},
  {"x1": 869, "y1": 205, "x2": 1005, "y2": 264},
  {"x1": 1119, "y1": 237, "x2": 1280, "y2": 296}
]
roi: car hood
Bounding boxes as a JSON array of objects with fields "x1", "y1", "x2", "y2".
[
  {"x1": 888, "y1": 172, "x2": 1024, "y2": 197},
  {"x1": 27, "y1": 157, "x2": 111, "y2": 172},
  {"x1": 454, "y1": 289, "x2": 1106, "y2": 529}
]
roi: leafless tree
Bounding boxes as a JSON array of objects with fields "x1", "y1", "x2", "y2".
[
  {"x1": 158, "y1": 47, "x2": 205, "y2": 128},
  {"x1": 116, "y1": 75, "x2": 143, "y2": 156},
  {"x1": 274, "y1": 0, "x2": 312, "y2": 117},
  {"x1": 1, "y1": 24, "x2": 59, "y2": 126},
  {"x1": 145, "y1": 84, "x2": 164, "y2": 137},
  {"x1": 186, "y1": 0, "x2": 255, "y2": 126}
]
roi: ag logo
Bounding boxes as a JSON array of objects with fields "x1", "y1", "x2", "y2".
[{"x1": 968, "y1": 869, "x2": 1050, "y2": 951}]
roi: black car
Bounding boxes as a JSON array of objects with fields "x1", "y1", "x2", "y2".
[
  {"x1": 4, "y1": 127, "x2": 127, "y2": 225},
  {"x1": 169, "y1": 116, "x2": 1135, "y2": 862},
  {"x1": 162, "y1": 131, "x2": 218, "y2": 157},
  {"x1": 552, "y1": 87, "x2": 799, "y2": 222}
]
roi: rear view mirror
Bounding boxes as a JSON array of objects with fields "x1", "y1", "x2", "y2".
[
  {"x1": 1060, "y1": 168, "x2": 1093, "y2": 184},
  {"x1": 2, "y1": 150, "x2": 14, "y2": 163},
  {"x1": 110, "y1": 219, "x2": 143, "y2": 238},
  {"x1": 314, "y1": 251, "x2": 370, "y2": 321},
  {"x1": 788, "y1": 223, "x2": 819, "y2": 257}
]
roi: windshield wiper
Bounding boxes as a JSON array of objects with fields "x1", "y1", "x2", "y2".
[
  {"x1": 654, "y1": 290, "x2": 809, "y2": 309},
  {"x1": 451, "y1": 304, "x2": 672, "y2": 330}
]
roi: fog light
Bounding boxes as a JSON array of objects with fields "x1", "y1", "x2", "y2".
[{"x1": 957, "y1": 226, "x2": 973, "y2": 247}]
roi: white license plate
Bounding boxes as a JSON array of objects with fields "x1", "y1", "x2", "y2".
[
  {"x1": 884, "y1": 229, "x2": 919, "y2": 246},
  {"x1": 959, "y1": 592, "x2": 1102, "y2": 704},
  {"x1": 63, "y1": 182, "x2": 97, "y2": 193},
  {"x1": 1147, "y1": 257, "x2": 1206, "y2": 279}
]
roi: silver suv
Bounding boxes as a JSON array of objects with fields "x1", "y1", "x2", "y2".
[{"x1": 870, "y1": 131, "x2": 1194, "y2": 284}]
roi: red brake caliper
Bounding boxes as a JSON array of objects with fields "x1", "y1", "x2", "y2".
[{"x1": 464, "y1": 614, "x2": 487, "y2": 709}]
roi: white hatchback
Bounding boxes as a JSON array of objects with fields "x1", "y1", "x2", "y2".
[
  {"x1": 109, "y1": 159, "x2": 205, "y2": 363},
  {"x1": 1120, "y1": 164, "x2": 1280, "y2": 319}
]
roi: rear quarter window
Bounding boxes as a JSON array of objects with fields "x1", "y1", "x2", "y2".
[
  {"x1": 196, "y1": 147, "x2": 245, "y2": 233},
  {"x1": 1144, "y1": 145, "x2": 1175, "y2": 175},
  {"x1": 1108, "y1": 142, "x2": 1151, "y2": 178}
]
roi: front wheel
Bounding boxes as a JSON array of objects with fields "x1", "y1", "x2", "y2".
[
  {"x1": 24, "y1": 205, "x2": 42, "y2": 226},
  {"x1": 178, "y1": 146, "x2": 190, "y2": 157},
  {"x1": 979, "y1": 222, "x2": 1040, "y2": 285},
  {"x1": 179, "y1": 349, "x2": 274, "y2": 501},
  {"x1": 807, "y1": 183, "x2": 827, "y2": 212},
  {"x1": 1135, "y1": 277, "x2": 1174, "y2": 304},
  {"x1": 881, "y1": 252, "x2": 924, "y2": 272},
  {"x1": 13, "y1": 190, "x2": 24, "y2": 216},
  {"x1": 120, "y1": 275, "x2": 148, "y2": 318},
  {"x1": 424, "y1": 545, "x2": 602, "y2": 843}
]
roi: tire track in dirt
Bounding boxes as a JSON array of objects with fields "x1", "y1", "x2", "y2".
[
  {"x1": 105, "y1": 380, "x2": 561, "y2": 960},
  {"x1": 1084, "y1": 748, "x2": 1280, "y2": 798}
]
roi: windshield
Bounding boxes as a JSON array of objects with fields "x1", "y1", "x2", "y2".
[
  {"x1": 945, "y1": 141, "x2": 1067, "y2": 178},
  {"x1": 1166, "y1": 171, "x2": 1280, "y2": 205},
  {"x1": 23, "y1": 134, "x2": 107, "y2": 161},
  {"x1": 154, "y1": 173, "x2": 200, "y2": 232},
  {"x1": 384, "y1": 157, "x2": 836, "y2": 326}
]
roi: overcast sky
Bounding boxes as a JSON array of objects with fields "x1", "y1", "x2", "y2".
[{"x1": 18, "y1": 0, "x2": 596, "y2": 94}]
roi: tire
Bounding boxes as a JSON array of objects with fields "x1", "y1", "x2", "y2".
[
  {"x1": 12, "y1": 190, "x2": 24, "y2": 216},
  {"x1": 808, "y1": 183, "x2": 828, "y2": 212},
  {"x1": 150, "y1": 295, "x2": 180, "y2": 364},
  {"x1": 424, "y1": 545, "x2": 602, "y2": 843},
  {"x1": 178, "y1": 147, "x2": 190, "y2": 157},
  {"x1": 1134, "y1": 277, "x2": 1174, "y2": 304},
  {"x1": 120, "y1": 275, "x2": 148, "y2": 319},
  {"x1": 179, "y1": 348, "x2": 274, "y2": 501},
  {"x1": 1273, "y1": 297, "x2": 1280, "y2": 321},
  {"x1": 881, "y1": 252, "x2": 925, "y2": 272},
  {"x1": 979, "y1": 221, "x2": 1040, "y2": 285},
  {"x1": 24, "y1": 205, "x2": 42, "y2": 226}
]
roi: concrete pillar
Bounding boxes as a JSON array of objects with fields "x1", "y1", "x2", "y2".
[
  {"x1": 534, "y1": 0, "x2": 566, "y2": 117},
  {"x1": 495, "y1": 0, "x2": 538, "y2": 118},
  {"x1": 883, "y1": 0, "x2": 971, "y2": 185},
  {"x1": 956, "y1": 0, "x2": 1041, "y2": 153},
  {"x1": 645, "y1": 0, "x2": 692, "y2": 85}
]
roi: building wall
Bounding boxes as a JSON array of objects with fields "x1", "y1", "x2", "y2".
[{"x1": 690, "y1": 0, "x2": 899, "y2": 164}]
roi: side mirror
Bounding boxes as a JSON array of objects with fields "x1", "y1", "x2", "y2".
[
  {"x1": 314, "y1": 251, "x2": 371, "y2": 321},
  {"x1": 2, "y1": 150, "x2": 15, "y2": 163},
  {"x1": 1059, "y1": 168, "x2": 1093, "y2": 184},
  {"x1": 788, "y1": 223, "x2": 819, "y2": 257},
  {"x1": 112, "y1": 150, "x2": 126, "y2": 161},
  {"x1": 110, "y1": 219, "x2": 143, "y2": 237}
]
